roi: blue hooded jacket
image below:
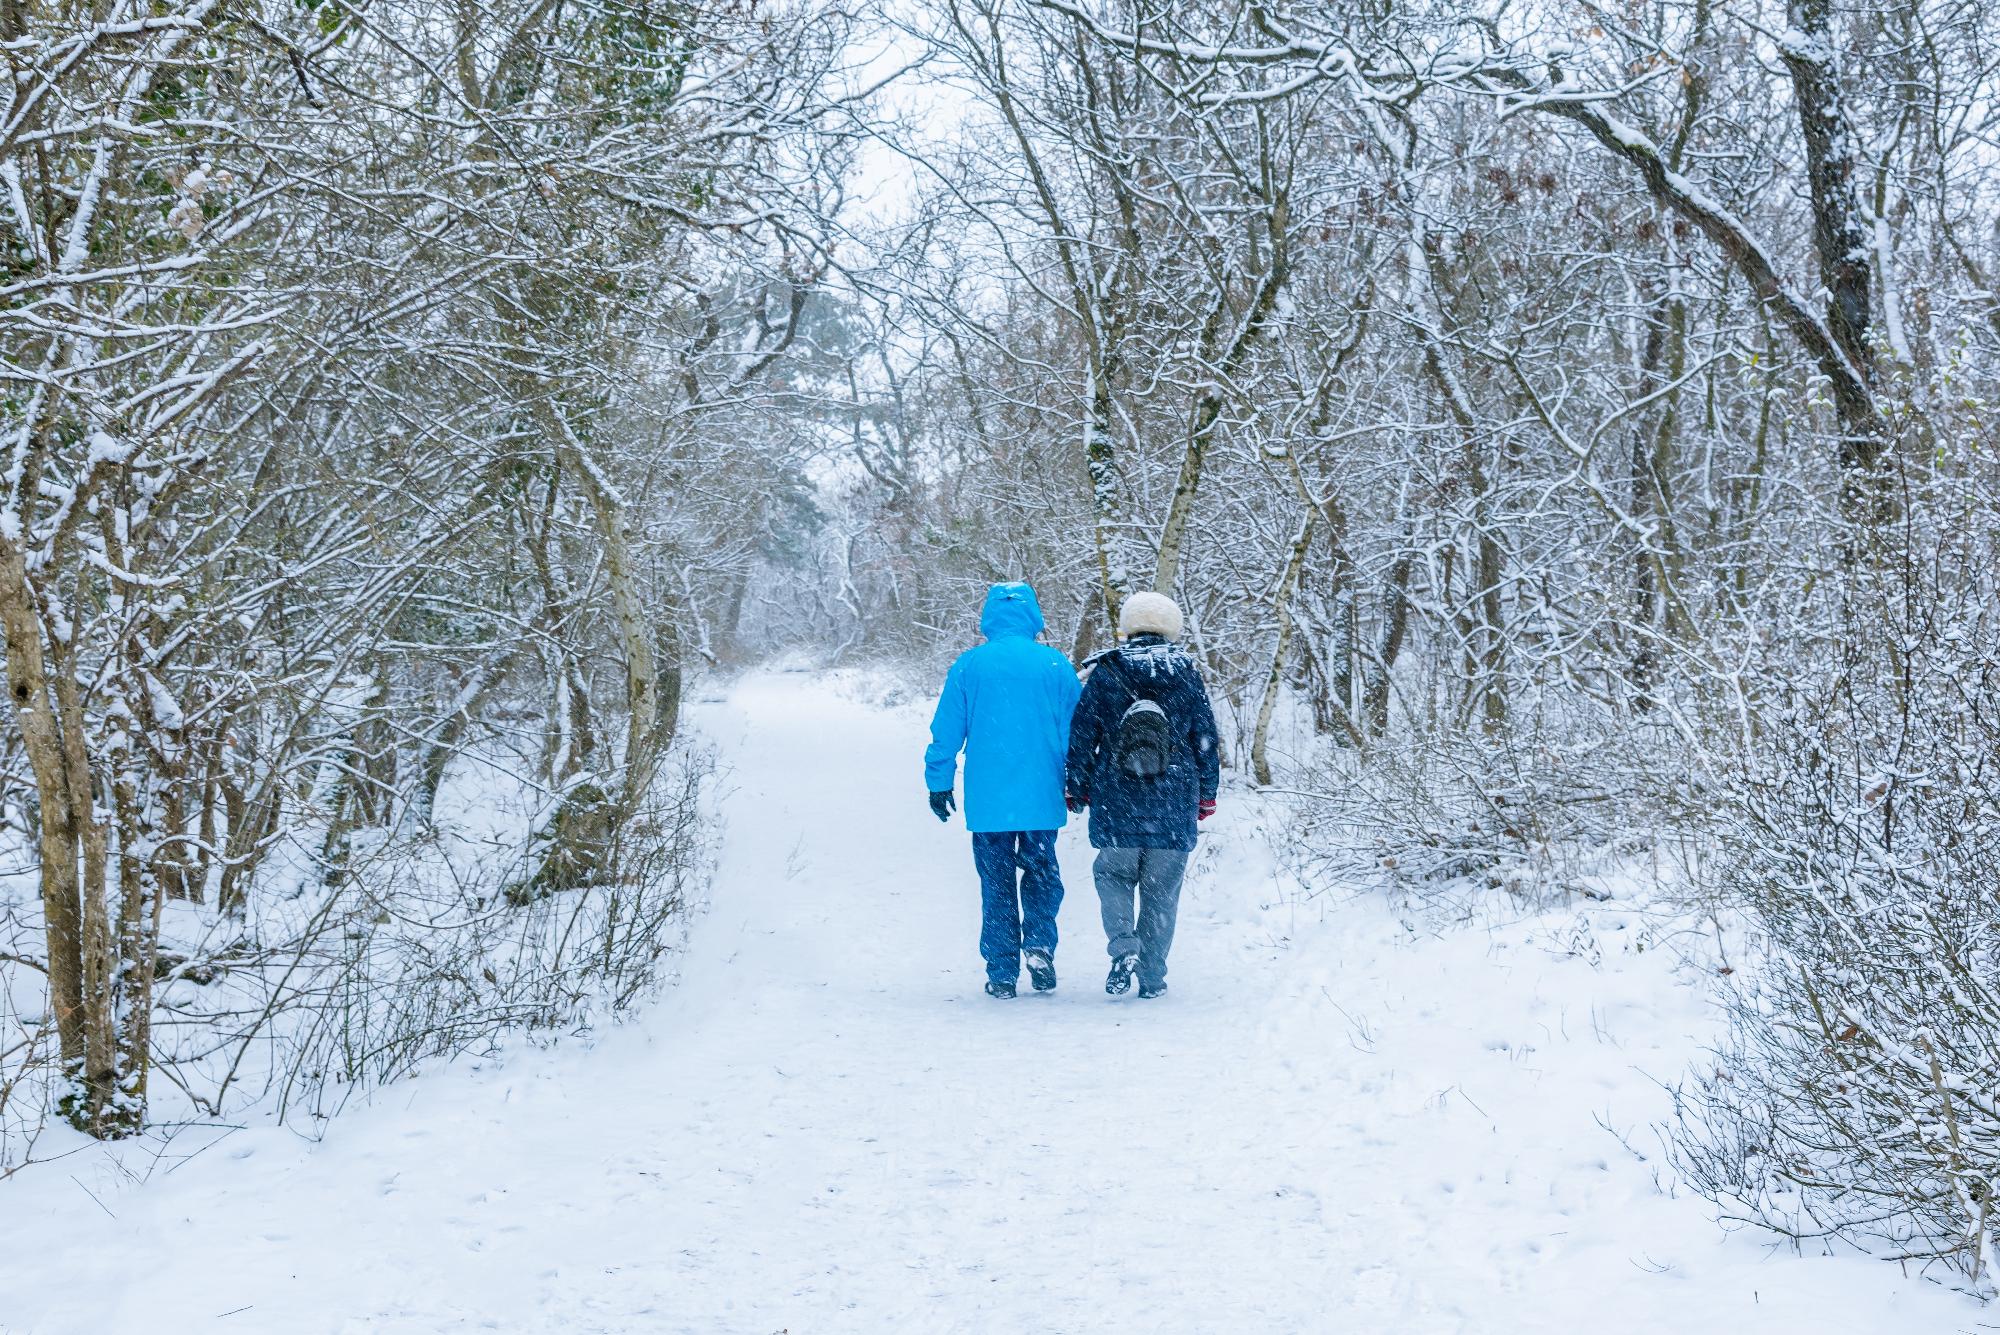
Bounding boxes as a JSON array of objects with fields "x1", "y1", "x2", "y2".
[{"x1": 925, "y1": 584, "x2": 1082, "y2": 834}]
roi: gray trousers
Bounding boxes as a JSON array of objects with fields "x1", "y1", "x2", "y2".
[{"x1": 1093, "y1": 847, "x2": 1190, "y2": 986}]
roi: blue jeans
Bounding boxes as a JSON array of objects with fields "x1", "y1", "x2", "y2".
[
  {"x1": 971, "y1": 831, "x2": 1064, "y2": 984},
  {"x1": 1093, "y1": 847, "x2": 1189, "y2": 988}
]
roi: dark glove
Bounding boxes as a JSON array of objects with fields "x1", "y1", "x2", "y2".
[
  {"x1": 929, "y1": 790, "x2": 956, "y2": 823},
  {"x1": 1198, "y1": 798, "x2": 1217, "y2": 822},
  {"x1": 1066, "y1": 791, "x2": 1087, "y2": 814}
]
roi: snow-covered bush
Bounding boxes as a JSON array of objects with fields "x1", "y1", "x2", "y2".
[
  {"x1": 264, "y1": 744, "x2": 717, "y2": 1125},
  {"x1": 0, "y1": 738, "x2": 717, "y2": 1147},
  {"x1": 1284, "y1": 697, "x2": 1659, "y2": 911},
  {"x1": 1674, "y1": 563, "x2": 2000, "y2": 1283}
]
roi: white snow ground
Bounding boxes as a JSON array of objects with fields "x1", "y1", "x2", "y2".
[{"x1": 0, "y1": 674, "x2": 1985, "y2": 1333}]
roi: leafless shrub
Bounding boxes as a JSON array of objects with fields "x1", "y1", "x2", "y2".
[
  {"x1": 1672, "y1": 551, "x2": 2000, "y2": 1284},
  {"x1": 1285, "y1": 705, "x2": 1658, "y2": 914},
  {"x1": 154, "y1": 743, "x2": 717, "y2": 1131}
]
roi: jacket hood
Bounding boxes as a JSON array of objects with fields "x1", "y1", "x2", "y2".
[{"x1": 980, "y1": 582, "x2": 1046, "y2": 640}]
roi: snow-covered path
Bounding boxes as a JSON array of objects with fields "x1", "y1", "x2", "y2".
[{"x1": 0, "y1": 676, "x2": 1980, "y2": 1333}]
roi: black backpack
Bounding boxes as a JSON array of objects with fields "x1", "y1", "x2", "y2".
[{"x1": 1110, "y1": 657, "x2": 1173, "y2": 779}]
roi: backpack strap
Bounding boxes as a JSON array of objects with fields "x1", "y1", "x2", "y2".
[
  {"x1": 1085, "y1": 650, "x2": 1137, "y2": 747},
  {"x1": 1113, "y1": 646, "x2": 1167, "y2": 709}
]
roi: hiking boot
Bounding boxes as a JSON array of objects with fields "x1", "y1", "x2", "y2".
[
  {"x1": 1105, "y1": 954, "x2": 1138, "y2": 995},
  {"x1": 985, "y1": 980, "x2": 1017, "y2": 999},
  {"x1": 1137, "y1": 980, "x2": 1167, "y2": 1000},
  {"x1": 1024, "y1": 949, "x2": 1057, "y2": 992}
]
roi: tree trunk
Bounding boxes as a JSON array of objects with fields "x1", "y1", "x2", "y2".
[
  {"x1": 1363, "y1": 551, "x2": 1415, "y2": 737},
  {"x1": 0, "y1": 542, "x2": 85, "y2": 1076},
  {"x1": 405, "y1": 654, "x2": 513, "y2": 832},
  {"x1": 1420, "y1": 336, "x2": 1508, "y2": 732},
  {"x1": 1252, "y1": 516, "x2": 1314, "y2": 784},
  {"x1": 1151, "y1": 158, "x2": 1291, "y2": 594},
  {"x1": 1628, "y1": 297, "x2": 1668, "y2": 706},
  {"x1": 1084, "y1": 377, "x2": 1130, "y2": 633},
  {"x1": 1628, "y1": 273, "x2": 1693, "y2": 707},
  {"x1": 1778, "y1": 0, "x2": 1883, "y2": 512},
  {"x1": 1068, "y1": 593, "x2": 1101, "y2": 664},
  {"x1": 108, "y1": 698, "x2": 156, "y2": 1132},
  {"x1": 553, "y1": 420, "x2": 668, "y2": 807},
  {"x1": 1473, "y1": 518, "x2": 1506, "y2": 733},
  {"x1": 191, "y1": 725, "x2": 223, "y2": 904},
  {"x1": 54, "y1": 646, "x2": 122, "y2": 1134}
]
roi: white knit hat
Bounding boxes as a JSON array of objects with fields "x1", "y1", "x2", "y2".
[{"x1": 1118, "y1": 591, "x2": 1184, "y2": 640}]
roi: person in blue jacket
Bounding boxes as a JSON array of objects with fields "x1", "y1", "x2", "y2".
[
  {"x1": 925, "y1": 583, "x2": 1082, "y2": 999},
  {"x1": 1064, "y1": 592, "x2": 1219, "y2": 999}
]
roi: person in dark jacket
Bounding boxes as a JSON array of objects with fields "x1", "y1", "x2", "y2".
[
  {"x1": 1064, "y1": 591, "x2": 1219, "y2": 999},
  {"x1": 925, "y1": 583, "x2": 1082, "y2": 999}
]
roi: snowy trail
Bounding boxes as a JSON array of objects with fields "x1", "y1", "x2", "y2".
[{"x1": 0, "y1": 675, "x2": 1981, "y2": 1333}]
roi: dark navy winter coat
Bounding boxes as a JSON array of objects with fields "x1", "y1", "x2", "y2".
[
  {"x1": 925, "y1": 583, "x2": 1082, "y2": 833},
  {"x1": 1065, "y1": 634, "x2": 1220, "y2": 851}
]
